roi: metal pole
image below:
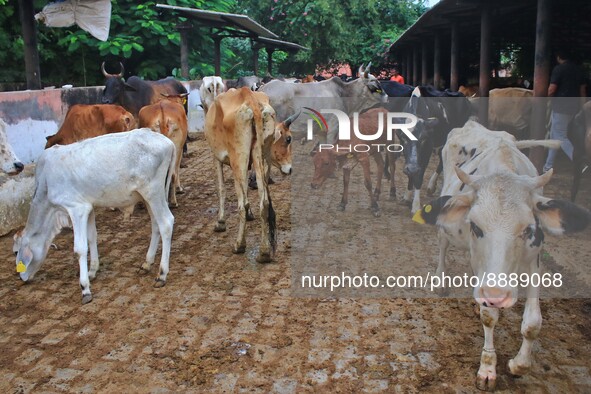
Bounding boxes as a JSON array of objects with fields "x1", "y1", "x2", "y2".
[
  {"x1": 422, "y1": 39, "x2": 429, "y2": 85},
  {"x1": 530, "y1": 0, "x2": 551, "y2": 172},
  {"x1": 267, "y1": 48, "x2": 275, "y2": 75},
  {"x1": 413, "y1": 46, "x2": 419, "y2": 86},
  {"x1": 178, "y1": 24, "x2": 191, "y2": 79},
  {"x1": 478, "y1": 3, "x2": 491, "y2": 126},
  {"x1": 434, "y1": 34, "x2": 441, "y2": 89},
  {"x1": 214, "y1": 37, "x2": 222, "y2": 76},
  {"x1": 407, "y1": 50, "x2": 413, "y2": 85},
  {"x1": 450, "y1": 20, "x2": 459, "y2": 91},
  {"x1": 252, "y1": 42, "x2": 260, "y2": 76},
  {"x1": 18, "y1": 0, "x2": 41, "y2": 89}
]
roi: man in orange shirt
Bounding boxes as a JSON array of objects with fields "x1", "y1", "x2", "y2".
[{"x1": 390, "y1": 67, "x2": 405, "y2": 84}]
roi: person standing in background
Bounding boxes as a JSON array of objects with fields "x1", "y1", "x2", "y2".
[
  {"x1": 543, "y1": 50, "x2": 587, "y2": 173},
  {"x1": 389, "y1": 67, "x2": 405, "y2": 84}
]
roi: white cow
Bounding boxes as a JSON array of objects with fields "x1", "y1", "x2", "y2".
[
  {"x1": 13, "y1": 129, "x2": 176, "y2": 304},
  {"x1": 199, "y1": 76, "x2": 226, "y2": 114},
  {"x1": 0, "y1": 119, "x2": 24, "y2": 174},
  {"x1": 413, "y1": 121, "x2": 591, "y2": 390}
]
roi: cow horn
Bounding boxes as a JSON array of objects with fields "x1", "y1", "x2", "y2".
[
  {"x1": 101, "y1": 62, "x2": 111, "y2": 77},
  {"x1": 284, "y1": 109, "x2": 301, "y2": 127},
  {"x1": 364, "y1": 62, "x2": 372, "y2": 78},
  {"x1": 115, "y1": 62, "x2": 124, "y2": 78},
  {"x1": 358, "y1": 63, "x2": 365, "y2": 75},
  {"x1": 101, "y1": 62, "x2": 124, "y2": 78}
]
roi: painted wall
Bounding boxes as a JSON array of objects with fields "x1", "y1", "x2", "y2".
[{"x1": 0, "y1": 81, "x2": 205, "y2": 165}]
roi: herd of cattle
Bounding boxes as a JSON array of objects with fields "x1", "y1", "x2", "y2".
[{"x1": 2, "y1": 63, "x2": 591, "y2": 391}]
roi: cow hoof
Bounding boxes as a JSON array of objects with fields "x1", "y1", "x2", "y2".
[
  {"x1": 508, "y1": 358, "x2": 530, "y2": 376},
  {"x1": 177, "y1": 187, "x2": 185, "y2": 195},
  {"x1": 256, "y1": 252, "x2": 272, "y2": 263},
  {"x1": 475, "y1": 374, "x2": 496, "y2": 391},
  {"x1": 246, "y1": 209, "x2": 255, "y2": 221},
  {"x1": 399, "y1": 199, "x2": 412, "y2": 207},
  {"x1": 426, "y1": 187, "x2": 435, "y2": 196},
  {"x1": 214, "y1": 222, "x2": 226, "y2": 232},
  {"x1": 154, "y1": 278, "x2": 166, "y2": 288},
  {"x1": 233, "y1": 245, "x2": 246, "y2": 254},
  {"x1": 372, "y1": 209, "x2": 381, "y2": 218},
  {"x1": 89, "y1": 272, "x2": 97, "y2": 282},
  {"x1": 337, "y1": 203, "x2": 346, "y2": 211},
  {"x1": 137, "y1": 266, "x2": 151, "y2": 275},
  {"x1": 169, "y1": 202, "x2": 179, "y2": 209},
  {"x1": 268, "y1": 177, "x2": 275, "y2": 185},
  {"x1": 81, "y1": 294, "x2": 93, "y2": 305},
  {"x1": 389, "y1": 194, "x2": 397, "y2": 201}
]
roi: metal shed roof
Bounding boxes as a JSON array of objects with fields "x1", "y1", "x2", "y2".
[{"x1": 156, "y1": 4, "x2": 279, "y2": 39}]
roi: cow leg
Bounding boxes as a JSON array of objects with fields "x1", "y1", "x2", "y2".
[
  {"x1": 508, "y1": 284, "x2": 541, "y2": 376},
  {"x1": 69, "y1": 206, "x2": 92, "y2": 304},
  {"x1": 232, "y1": 161, "x2": 249, "y2": 255},
  {"x1": 252, "y1": 156, "x2": 273, "y2": 263},
  {"x1": 338, "y1": 167, "x2": 352, "y2": 212},
  {"x1": 427, "y1": 160, "x2": 442, "y2": 196},
  {"x1": 435, "y1": 232, "x2": 450, "y2": 296},
  {"x1": 360, "y1": 156, "x2": 380, "y2": 217},
  {"x1": 213, "y1": 159, "x2": 227, "y2": 232},
  {"x1": 388, "y1": 153, "x2": 397, "y2": 201},
  {"x1": 411, "y1": 189, "x2": 421, "y2": 214},
  {"x1": 402, "y1": 178, "x2": 413, "y2": 205},
  {"x1": 147, "y1": 198, "x2": 174, "y2": 288},
  {"x1": 140, "y1": 202, "x2": 161, "y2": 275},
  {"x1": 476, "y1": 306, "x2": 499, "y2": 391},
  {"x1": 87, "y1": 210, "x2": 100, "y2": 281},
  {"x1": 373, "y1": 152, "x2": 384, "y2": 203}
]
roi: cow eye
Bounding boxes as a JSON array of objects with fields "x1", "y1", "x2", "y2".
[
  {"x1": 470, "y1": 221, "x2": 484, "y2": 238},
  {"x1": 522, "y1": 225, "x2": 534, "y2": 239},
  {"x1": 286, "y1": 136, "x2": 292, "y2": 144}
]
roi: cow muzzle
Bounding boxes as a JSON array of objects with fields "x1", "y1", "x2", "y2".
[
  {"x1": 281, "y1": 164, "x2": 292, "y2": 175},
  {"x1": 403, "y1": 163, "x2": 420, "y2": 176},
  {"x1": 475, "y1": 286, "x2": 517, "y2": 309}
]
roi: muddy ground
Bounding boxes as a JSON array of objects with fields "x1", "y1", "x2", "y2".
[{"x1": 0, "y1": 135, "x2": 590, "y2": 393}]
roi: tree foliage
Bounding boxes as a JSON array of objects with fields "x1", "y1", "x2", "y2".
[{"x1": 0, "y1": 0, "x2": 426, "y2": 88}]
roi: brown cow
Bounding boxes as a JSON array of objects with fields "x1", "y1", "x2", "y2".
[
  {"x1": 45, "y1": 104, "x2": 135, "y2": 148},
  {"x1": 310, "y1": 107, "x2": 398, "y2": 217},
  {"x1": 205, "y1": 87, "x2": 293, "y2": 263},
  {"x1": 139, "y1": 100, "x2": 188, "y2": 207}
]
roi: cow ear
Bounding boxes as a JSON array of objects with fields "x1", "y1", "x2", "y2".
[
  {"x1": 273, "y1": 126, "x2": 282, "y2": 144},
  {"x1": 413, "y1": 193, "x2": 473, "y2": 227},
  {"x1": 533, "y1": 195, "x2": 591, "y2": 235},
  {"x1": 124, "y1": 83, "x2": 136, "y2": 92}
]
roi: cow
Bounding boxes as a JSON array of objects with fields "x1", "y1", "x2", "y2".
[
  {"x1": 260, "y1": 63, "x2": 388, "y2": 144},
  {"x1": 225, "y1": 76, "x2": 263, "y2": 91},
  {"x1": 139, "y1": 100, "x2": 188, "y2": 207},
  {"x1": 568, "y1": 100, "x2": 591, "y2": 202},
  {"x1": 412, "y1": 120, "x2": 590, "y2": 390},
  {"x1": 398, "y1": 86, "x2": 472, "y2": 213},
  {"x1": 45, "y1": 104, "x2": 136, "y2": 148},
  {"x1": 13, "y1": 130, "x2": 176, "y2": 304},
  {"x1": 458, "y1": 84, "x2": 479, "y2": 98},
  {"x1": 204, "y1": 87, "x2": 290, "y2": 263},
  {"x1": 101, "y1": 62, "x2": 188, "y2": 118},
  {"x1": 488, "y1": 87, "x2": 535, "y2": 139},
  {"x1": 0, "y1": 119, "x2": 24, "y2": 175},
  {"x1": 310, "y1": 108, "x2": 398, "y2": 217},
  {"x1": 199, "y1": 76, "x2": 226, "y2": 114}
]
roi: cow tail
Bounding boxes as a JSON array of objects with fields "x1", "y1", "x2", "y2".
[
  {"x1": 267, "y1": 186, "x2": 277, "y2": 254},
  {"x1": 165, "y1": 143, "x2": 176, "y2": 204}
]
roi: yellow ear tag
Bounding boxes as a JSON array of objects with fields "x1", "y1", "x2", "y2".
[
  {"x1": 16, "y1": 261, "x2": 26, "y2": 273},
  {"x1": 424, "y1": 204, "x2": 432, "y2": 213},
  {"x1": 412, "y1": 209, "x2": 426, "y2": 224},
  {"x1": 183, "y1": 98, "x2": 187, "y2": 105}
]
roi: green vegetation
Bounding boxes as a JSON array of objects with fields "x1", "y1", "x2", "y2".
[{"x1": 1, "y1": 0, "x2": 426, "y2": 88}]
